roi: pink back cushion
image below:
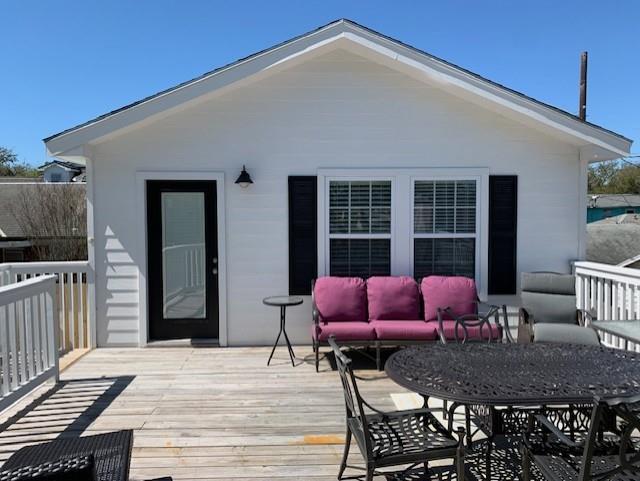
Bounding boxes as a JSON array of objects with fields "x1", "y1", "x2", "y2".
[
  {"x1": 421, "y1": 276, "x2": 477, "y2": 321},
  {"x1": 367, "y1": 276, "x2": 420, "y2": 320},
  {"x1": 314, "y1": 277, "x2": 367, "y2": 322}
]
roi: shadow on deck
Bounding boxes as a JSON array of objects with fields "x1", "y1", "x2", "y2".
[{"x1": 0, "y1": 376, "x2": 134, "y2": 463}]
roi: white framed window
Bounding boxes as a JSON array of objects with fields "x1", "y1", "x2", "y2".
[
  {"x1": 412, "y1": 179, "x2": 478, "y2": 280},
  {"x1": 317, "y1": 168, "x2": 487, "y2": 295},
  {"x1": 326, "y1": 179, "x2": 392, "y2": 278}
]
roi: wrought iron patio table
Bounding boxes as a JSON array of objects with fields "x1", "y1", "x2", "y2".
[
  {"x1": 386, "y1": 343, "x2": 640, "y2": 408},
  {"x1": 385, "y1": 343, "x2": 640, "y2": 478},
  {"x1": 263, "y1": 295, "x2": 303, "y2": 366}
]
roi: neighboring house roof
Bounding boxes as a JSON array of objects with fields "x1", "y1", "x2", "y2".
[
  {"x1": 588, "y1": 194, "x2": 640, "y2": 209},
  {"x1": 38, "y1": 159, "x2": 85, "y2": 172},
  {"x1": 587, "y1": 214, "x2": 640, "y2": 266},
  {"x1": 44, "y1": 19, "x2": 632, "y2": 161},
  {"x1": 0, "y1": 184, "x2": 27, "y2": 238}
]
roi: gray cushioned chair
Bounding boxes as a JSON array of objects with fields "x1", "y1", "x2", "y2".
[{"x1": 518, "y1": 272, "x2": 597, "y2": 345}]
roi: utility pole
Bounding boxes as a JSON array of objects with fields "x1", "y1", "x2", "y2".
[{"x1": 579, "y1": 51, "x2": 588, "y2": 121}]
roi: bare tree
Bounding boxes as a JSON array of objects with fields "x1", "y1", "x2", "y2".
[{"x1": 9, "y1": 184, "x2": 87, "y2": 261}]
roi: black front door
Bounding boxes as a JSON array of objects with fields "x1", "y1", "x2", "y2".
[{"x1": 147, "y1": 180, "x2": 218, "y2": 340}]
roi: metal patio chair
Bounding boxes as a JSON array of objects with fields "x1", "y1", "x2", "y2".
[
  {"x1": 436, "y1": 301, "x2": 511, "y2": 434},
  {"x1": 522, "y1": 393, "x2": 640, "y2": 481},
  {"x1": 519, "y1": 272, "x2": 597, "y2": 344},
  {"x1": 328, "y1": 337, "x2": 466, "y2": 481},
  {"x1": 436, "y1": 302, "x2": 511, "y2": 345},
  {"x1": 434, "y1": 302, "x2": 515, "y2": 480}
]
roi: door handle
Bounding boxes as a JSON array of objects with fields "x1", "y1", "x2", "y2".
[
  {"x1": 212, "y1": 268, "x2": 218, "y2": 275},
  {"x1": 213, "y1": 258, "x2": 218, "y2": 265}
]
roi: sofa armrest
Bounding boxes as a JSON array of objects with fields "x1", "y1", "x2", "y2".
[{"x1": 311, "y1": 279, "x2": 319, "y2": 325}]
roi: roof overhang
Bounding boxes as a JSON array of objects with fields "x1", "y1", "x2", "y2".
[{"x1": 45, "y1": 19, "x2": 632, "y2": 162}]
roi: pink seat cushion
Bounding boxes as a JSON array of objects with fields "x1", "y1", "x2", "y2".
[
  {"x1": 314, "y1": 277, "x2": 367, "y2": 322},
  {"x1": 367, "y1": 276, "x2": 420, "y2": 321},
  {"x1": 312, "y1": 321, "x2": 376, "y2": 342},
  {"x1": 427, "y1": 320, "x2": 502, "y2": 341},
  {"x1": 371, "y1": 320, "x2": 438, "y2": 341},
  {"x1": 421, "y1": 276, "x2": 477, "y2": 321}
]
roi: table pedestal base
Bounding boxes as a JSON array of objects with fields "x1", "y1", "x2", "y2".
[{"x1": 267, "y1": 305, "x2": 296, "y2": 367}]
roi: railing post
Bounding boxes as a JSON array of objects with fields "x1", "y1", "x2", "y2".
[
  {"x1": 0, "y1": 275, "x2": 60, "y2": 411},
  {"x1": 48, "y1": 282, "x2": 60, "y2": 383},
  {"x1": 576, "y1": 275, "x2": 584, "y2": 310},
  {"x1": 0, "y1": 304, "x2": 9, "y2": 396},
  {"x1": 87, "y1": 266, "x2": 97, "y2": 349}
]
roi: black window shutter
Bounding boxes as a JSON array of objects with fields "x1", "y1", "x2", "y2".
[
  {"x1": 288, "y1": 176, "x2": 317, "y2": 295},
  {"x1": 488, "y1": 175, "x2": 518, "y2": 295}
]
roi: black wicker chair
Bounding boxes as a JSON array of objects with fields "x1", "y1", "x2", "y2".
[
  {"x1": 522, "y1": 393, "x2": 640, "y2": 481},
  {"x1": 328, "y1": 337, "x2": 466, "y2": 481},
  {"x1": 0, "y1": 430, "x2": 172, "y2": 481}
]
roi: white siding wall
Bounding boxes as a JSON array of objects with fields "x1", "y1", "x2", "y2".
[{"x1": 90, "y1": 49, "x2": 580, "y2": 346}]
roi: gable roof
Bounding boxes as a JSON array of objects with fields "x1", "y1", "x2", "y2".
[
  {"x1": 38, "y1": 159, "x2": 85, "y2": 172},
  {"x1": 44, "y1": 19, "x2": 633, "y2": 161},
  {"x1": 587, "y1": 214, "x2": 640, "y2": 265}
]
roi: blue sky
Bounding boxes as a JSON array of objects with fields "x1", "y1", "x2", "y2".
[{"x1": 1, "y1": 0, "x2": 638, "y2": 166}]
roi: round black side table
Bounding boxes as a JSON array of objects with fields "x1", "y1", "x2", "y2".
[{"x1": 263, "y1": 296, "x2": 303, "y2": 366}]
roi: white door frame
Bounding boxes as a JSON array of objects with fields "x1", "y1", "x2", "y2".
[{"x1": 135, "y1": 170, "x2": 228, "y2": 346}]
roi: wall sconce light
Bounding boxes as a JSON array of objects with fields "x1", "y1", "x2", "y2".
[{"x1": 234, "y1": 165, "x2": 253, "y2": 188}]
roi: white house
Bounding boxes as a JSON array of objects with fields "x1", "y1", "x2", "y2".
[{"x1": 43, "y1": 19, "x2": 632, "y2": 347}]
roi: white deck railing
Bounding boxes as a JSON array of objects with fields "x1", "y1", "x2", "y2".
[
  {"x1": 0, "y1": 275, "x2": 59, "y2": 411},
  {"x1": 0, "y1": 262, "x2": 94, "y2": 352},
  {"x1": 575, "y1": 261, "x2": 640, "y2": 348}
]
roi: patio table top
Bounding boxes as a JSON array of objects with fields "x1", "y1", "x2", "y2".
[
  {"x1": 592, "y1": 320, "x2": 640, "y2": 344},
  {"x1": 385, "y1": 343, "x2": 640, "y2": 407}
]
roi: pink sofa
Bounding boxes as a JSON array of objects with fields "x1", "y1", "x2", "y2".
[{"x1": 312, "y1": 275, "x2": 504, "y2": 371}]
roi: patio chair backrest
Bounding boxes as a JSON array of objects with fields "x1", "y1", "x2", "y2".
[
  {"x1": 437, "y1": 307, "x2": 502, "y2": 344},
  {"x1": 328, "y1": 337, "x2": 372, "y2": 454},
  {"x1": 521, "y1": 272, "x2": 578, "y2": 324},
  {"x1": 576, "y1": 394, "x2": 640, "y2": 480}
]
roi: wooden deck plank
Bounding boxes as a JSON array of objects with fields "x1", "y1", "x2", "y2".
[{"x1": 0, "y1": 346, "x2": 464, "y2": 480}]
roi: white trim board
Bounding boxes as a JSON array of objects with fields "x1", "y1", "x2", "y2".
[
  {"x1": 45, "y1": 20, "x2": 630, "y2": 161},
  {"x1": 135, "y1": 171, "x2": 228, "y2": 347}
]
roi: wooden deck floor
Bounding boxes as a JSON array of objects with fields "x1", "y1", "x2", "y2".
[{"x1": 0, "y1": 346, "x2": 510, "y2": 480}]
